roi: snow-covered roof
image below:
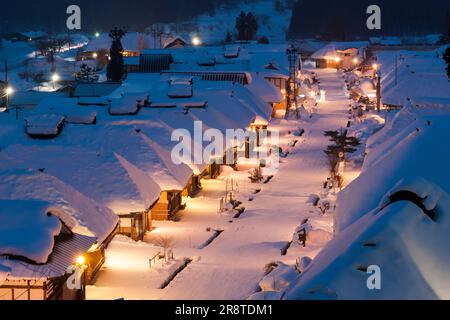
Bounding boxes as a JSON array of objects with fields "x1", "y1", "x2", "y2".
[
  {"x1": 377, "y1": 49, "x2": 450, "y2": 106},
  {"x1": 311, "y1": 42, "x2": 368, "y2": 60},
  {"x1": 0, "y1": 169, "x2": 118, "y2": 244},
  {"x1": 140, "y1": 44, "x2": 290, "y2": 77},
  {"x1": 74, "y1": 83, "x2": 121, "y2": 98},
  {"x1": 0, "y1": 200, "x2": 62, "y2": 264},
  {"x1": 336, "y1": 105, "x2": 450, "y2": 233},
  {"x1": 0, "y1": 232, "x2": 97, "y2": 280},
  {"x1": 25, "y1": 114, "x2": 65, "y2": 137},
  {"x1": 0, "y1": 145, "x2": 161, "y2": 216},
  {"x1": 83, "y1": 32, "x2": 172, "y2": 53},
  {"x1": 9, "y1": 91, "x2": 69, "y2": 107},
  {"x1": 33, "y1": 98, "x2": 97, "y2": 125}
]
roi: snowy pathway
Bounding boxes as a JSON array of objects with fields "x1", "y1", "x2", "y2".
[{"x1": 88, "y1": 69, "x2": 352, "y2": 300}]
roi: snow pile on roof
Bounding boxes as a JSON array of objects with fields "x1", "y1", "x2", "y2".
[
  {"x1": 378, "y1": 49, "x2": 450, "y2": 106},
  {"x1": 0, "y1": 169, "x2": 118, "y2": 243},
  {"x1": 109, "y1": 93, "x2": 147, "y2": 115},
  {"x1": 283, "y1": 107, "x2": 450, "y2": 300},
  {"x1": 247, "y1": 73, "x2": 283, "y2": 104},
  {"x1": 168, "y1": 83, "x2": 193, "y2": 98},
  {"x1": 33, "y1": 98, "x2": 97, "y2": 125},
  {"x1": 25, "y1": 114, "x2": 65, "y2": 137},
  {"x1": 0, "y1": 200, "x2": 62, "y2": 264}
]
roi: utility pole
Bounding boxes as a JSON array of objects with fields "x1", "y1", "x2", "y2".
[
  {"x1": 286, "y1": 45, "x2": 299, "y2": 119},
  {"x1": 376, "y1": 70, "x2": 381, "y2": 112},
  {"x1": 395, "y1": 55, "x2": 398, "y2": 86}
]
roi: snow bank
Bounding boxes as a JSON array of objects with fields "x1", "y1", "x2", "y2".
[
  {"x1": 284, "y1": 180, "x2": 450, "y2": 300},
  {"x1": 259, "y1": 263, "x2": 299, "y2": 292},
  {"x1": 0, "y1": 200, "x2": 62, "y2": 264}
]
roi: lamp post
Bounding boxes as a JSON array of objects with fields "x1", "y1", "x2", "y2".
[
  {"x1": 51, "y1": 73, "x2": 60, "y2": 90},
  {"x1": 191, "y1": 36, "x2": 202, "y2": 47}
]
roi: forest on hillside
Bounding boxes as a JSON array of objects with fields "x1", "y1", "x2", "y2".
[{"x1": 289, "y1": 0, "x2": 450, "y2": 40}]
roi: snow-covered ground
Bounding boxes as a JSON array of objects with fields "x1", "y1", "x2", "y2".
[
  {"x1": 87, "y1": 68, "x2": 354, "y2": 300},
  {"x1": 164, "y1": 0, "x2": 293, "y2": 44}
]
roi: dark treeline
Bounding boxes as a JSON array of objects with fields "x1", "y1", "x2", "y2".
[
  {"x1": 289, "y1": 0, "x2": 450, "y2": 40},
  {"x1": 0, "y1": 0, "x2": 226, "y2": 34}
]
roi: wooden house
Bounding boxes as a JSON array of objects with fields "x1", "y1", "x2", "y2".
[{"x1": 0, "y1": 199, "x2": 117, "y2": 300}]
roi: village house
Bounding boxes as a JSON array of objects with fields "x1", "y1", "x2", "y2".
[
  {"x1": 311, "y1": 42, "x2": 368, "y2": 69},
  {"x1": 0, "y1": 169, "x2": 118, "y2": 300}
]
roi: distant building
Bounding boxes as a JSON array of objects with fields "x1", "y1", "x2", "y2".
[
  {"x1": 5, "y1": 31, "x2": 47, "y2": 42},
  {"x1": 311, "y1": 42, "x2": 368, "y2": 69}
]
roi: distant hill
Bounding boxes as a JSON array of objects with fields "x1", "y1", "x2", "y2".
[
  {"x1": 0, "y1": 0, "x2": 217, "y2": 33},
  {"x1": 289, "y1": 0, "x2": 450, "y2": 40}
]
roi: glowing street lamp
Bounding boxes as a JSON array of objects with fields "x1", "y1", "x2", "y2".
[
  {"x1": 76, "y1": 255, "x2": 86, "y2": 266},
  {"x1": 5, "y1": 86, "x2": 14, "y2": 96},
  {"x1": 92, "y1": 52, "x2": 98, "y2": 59},
  {"x1": 372, "y1": 63, "x2": 379, "y2": 71},
  {"x1": 192, "y1": 36, "x2": 202, "y2": 46},
  {"x1": 51, "y1": 73, "x2": 60, "y2": 89},
  {"x1": 95, "y1": 32, "x2": 100, "y2": 38},
  {"x1": 353, "y1": 57, "x2": 359, "y2": 65}
]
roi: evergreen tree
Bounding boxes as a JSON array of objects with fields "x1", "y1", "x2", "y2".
[
  {"x1": 444, "y1": 45, "x2": 450, "y2": 80},
  {"x1": 236, "y1": 11, "x2": 247, "y2": 41},
  {"x1": 246, "y1": 12, "x2": 258, "y2": 40},
  {"x1": 324, "y1": 129, "x2": 360, "y2": 161},
  {"x1": 235, "y1": 11, "x2": 258, "y2": 41},
  {"x1": 107, "y1": 28, "x2": 125, "y2": 82}
]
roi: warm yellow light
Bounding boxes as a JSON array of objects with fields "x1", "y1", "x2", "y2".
[
  {"x1": 309, "y1": 91, "x2": 316, "y2": 98},
  {"x1": 5, "y1": 87, "x2": 14, "y2": 95},
  {"x1": 372, "y1": 63, "x2": 379, "y2": 70},
  {"x1": 192, "y1": 36, "x2": 202, "y2": 46},
  {"x1": 76, "y1": 255, "x2": 85, "y2": 265},
  {"x1": 92, "y1": 52, "x2": 98, "y2": 58},
  {"x1": 51, "y1": 73, "x2": 60, "y2": 82},
  {"x1": 334, "y1": 57, "x2": 341, "y2": 63},
  {"x1": 353, "y1": 58, "x2": 359, "y2": 65}
]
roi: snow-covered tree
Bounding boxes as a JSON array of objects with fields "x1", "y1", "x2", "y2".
[{"x1": 107, "y1": 27, "x2": 125, "y2": 82}]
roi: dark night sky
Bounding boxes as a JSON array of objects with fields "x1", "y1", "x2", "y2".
[
  {"x1": 0, "y1": 0, "x2": 449, "y2": 38},
  {"x1": 0, "y1": 0, "x2": 220, "y2": 33}
]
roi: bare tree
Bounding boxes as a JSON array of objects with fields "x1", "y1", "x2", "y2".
[{"x1": 153, "y1": 235, "x2": 176, "y2": 261}]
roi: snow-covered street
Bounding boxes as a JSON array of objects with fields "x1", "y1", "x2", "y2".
[{"x1": 87, "y1": 69, "x2": 354, "y2": 300}]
